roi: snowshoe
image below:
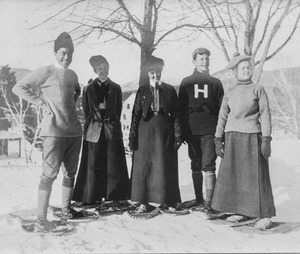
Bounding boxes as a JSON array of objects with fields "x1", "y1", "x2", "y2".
[
  {"x1": 49, "y1": 205, "x2": 98, "y2": 222},
  {"x1": 10, "y1": 213, "x2": 73, "y2": 236},
  {"x1": 96, "y1": 201, "x2": 131, "y2": 216},
  {"x1": 128, "y1": 204, "x2": 160, "y2": 220},
  {"x1": 158, "y1": 204, "x2": 189, "y2": 216}
]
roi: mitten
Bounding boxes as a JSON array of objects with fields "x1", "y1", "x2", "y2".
[
  {"x1": 261, "y1": 136, "x2": 272, "y2": 159},
  {"x1": 174, "y1": 137, "x2": 182, "y2": 151},
  {"x1": 214, "y1": 137, "x2": 224, "y2": 158},
  {"x1": 128, "y1": 138, "x2": 138, "y2": 151}
]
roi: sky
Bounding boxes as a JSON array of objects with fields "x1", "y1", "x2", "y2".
[{"x1": 1, "y1": 0, "x2": 300, "y2": 86}]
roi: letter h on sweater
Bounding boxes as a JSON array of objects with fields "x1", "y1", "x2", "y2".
[{"x1": 194, "y1": 84, "x2": 208, "y2": 98}]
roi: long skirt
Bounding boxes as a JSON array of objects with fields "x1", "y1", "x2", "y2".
[
  {"x1": 72, "y1": 130, "x2": 130, "y2": 203},
  {"x1": 131, "y1": 115, "x2": 181, "y2": 204},
  {"x1": 212, "y1": 132, "x2": 276, "y2": 218}
]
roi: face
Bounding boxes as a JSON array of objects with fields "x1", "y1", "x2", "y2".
[
  {"x1": 94, "y1": 63, "x2": 109, "y2": 81},
  {"x1": 148, "y1": 69, "x2": 162, "y2": 83},
  {"x1": 193, "y1": 53, "x2": 210, "y2": 72},
  {"x1": 235, "y1": 60, "x2": 252, "y2": 80},
  {"x1": 55, "y1": 48, "x2": 72, "y2": 69}
]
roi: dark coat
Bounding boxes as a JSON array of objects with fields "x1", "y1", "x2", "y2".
[
  {"x1": 129, "y1": 82, "x2": 182, "y2": 204},
  {"x1": 72, "y1": 77, "x2": 130, "y2": 203},
  {"x1": 83, "y1": 78, "x2": 123, "y2": 141},
  {"x1": 129, "y1": 82, "x2": 181, "y2": 141}
]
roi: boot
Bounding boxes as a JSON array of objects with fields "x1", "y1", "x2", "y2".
[
  {"x1": 192, "y1": 171, "x2": 204, "y2": 204},
  {"x1": 204, "y1": 171, "x2": 216, "y2": 207},
  {"x1": 61, "y1": 185, "x2": 73, "y2": 214},
  {"x1": 37, "y1": 189, "x2": 51, "y2": 221}
]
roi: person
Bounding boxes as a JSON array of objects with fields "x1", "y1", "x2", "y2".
[
  {"x1": 72, "y1": 55, "x2": 130, "y2": 209},
  {"x1": 211, "y1": 53, "x2": 276, "y2": 229},
  {"x1": 128, "y1": 56, "x2": 182, "y2": 213},
  {"x1": 12, "y1": 32, "x2": 83, "y2": 231},
  {"x1": 178, "y1": 48, "x2": 224, "y2": 210}
]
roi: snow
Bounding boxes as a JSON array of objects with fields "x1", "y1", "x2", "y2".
[{"x1": 1, "y1": 139, "x2": 300, "y2": 253}]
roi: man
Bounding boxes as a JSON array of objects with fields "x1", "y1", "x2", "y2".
[
  {"x1": 12, "y1": 32, "x2": 83, "y2": 232},
  {"x1": 178, "y1": 48, "x2": 224, "y2": 210}
]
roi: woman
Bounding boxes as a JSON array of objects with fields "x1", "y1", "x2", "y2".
[
  {"x1": 211, "y1": 53, "x2": 276, "y2": 230},
  {"x1": 129, "y1": 56, "x2": 182, "y2": 213},
  {"x1": 72, "y1": 55, "x2": 130, "y2": 208}
]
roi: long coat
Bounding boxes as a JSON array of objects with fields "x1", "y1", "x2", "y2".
[
  {"x1": 83, "y1": 78, "x2": 123, "y2": 141},
  {"x1": 72, "y1": 78, "x2": 130, "y2": 203},
  {"x1": 129, "y1": 82, "x2": 181, "y2": 204}
]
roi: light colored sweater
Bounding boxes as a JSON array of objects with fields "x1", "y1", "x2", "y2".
[
  {"x1": 12, "y1": 65, "x2": 82, "y2": 137},
  {"x1": 215, "y1": 82, "x2": 271, "y2": 138}
]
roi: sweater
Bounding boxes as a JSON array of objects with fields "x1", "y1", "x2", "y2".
[
  {"x1": 178, "y1": 69, "x2": 224, "y2": 135},
  {"x1": 12, "y1": 65, "x2": 82, "y2": 137},
  {"x1": 215, "y1": 82, "x2": 272, "y2": 138}
]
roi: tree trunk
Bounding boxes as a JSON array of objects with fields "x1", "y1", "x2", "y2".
[{"x1": 138, "y1": 0, "x2": 156, "y2": 86}]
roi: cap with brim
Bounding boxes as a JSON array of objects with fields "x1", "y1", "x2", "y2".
[
  {"x1": 192, "y1": 48, "x2": 210, "y2": 59},
  {"x1": 89, "y1": 55, "x2": 109, "y2": 68},
  {"x1": 145, "y1": 56, "x2": 164, "y2": 72},
  {"x1": 226, "y1": 53, "x2": 252, "y2": 70}
]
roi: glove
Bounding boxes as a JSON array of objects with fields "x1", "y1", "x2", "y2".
[
  {"x1": 261, "y1": 136, "x2": 272, "y2": 159},
  {"x1": 128, "y1": 138, "x2": 138, "y2": 151},
  {"x1": 174, "y1": 137, "x2": 182, "y2": 151},
  {"x1": 214, "y1": 137, "x2": 224, "y2": 158}
]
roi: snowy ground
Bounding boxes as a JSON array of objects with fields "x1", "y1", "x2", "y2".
[{"x1": 0, "y1": 139, "x2": 300, "y2": 253}]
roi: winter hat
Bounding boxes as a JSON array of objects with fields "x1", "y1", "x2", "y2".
[
  {"x1": 226, "y1": 52, "x2": 252, "y2": 70},
  {"x1": 89, "y1": 55, "x2": 109, "y2": 68},
  {"x1": 54, "y1": 32, "x2": 74, "y2": 53},
  {"x1": 192, "y1": 48, "x2": 210, "y2": 59},
  {"x1": 145, "y1": 56, "x2": 164, "y2": 72}
]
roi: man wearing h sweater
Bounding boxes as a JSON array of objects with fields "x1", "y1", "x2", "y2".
[
  {"x1": 178, "y1": 48, "x2": 224, "y2": 209},
  {"x1": 13, "y1": 32, "x2": 82, "y2": 232}
]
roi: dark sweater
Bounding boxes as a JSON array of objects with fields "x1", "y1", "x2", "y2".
[{"x1": 178, "y1": 69, "x2": 224, "y2": 136}]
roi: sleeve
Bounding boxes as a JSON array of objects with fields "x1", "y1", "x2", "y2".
[
  {"x1": 215, "y1": 92, "x2": 230, "y2": 138},
  {"x1": 12, "y1": 67, "x2": 48, "y2": 105},
  {"x1": 171, "y1": 87, "x2": 181, "y2": 139},
  {"x1": 117, "y1": 86, "x2": 122, "y2": 119},
  {"x1": 82, "y1": 86, "x2": 90, "y2": 122},
  {"x1": 257, "y1": 86, "x2": 272, "y2": 136},
  {"x1": 129, "y1": 88, "x2": 142, "y2": 140},
  {"x1": 178, "y1": 80, "x2": 190, "y2": 139},
  {"x1": 74, "y1": 73, "x2": 81, "y2": 103},
  {"x1": 216, "y1": 80, "x2": 224, "y2": 108}
]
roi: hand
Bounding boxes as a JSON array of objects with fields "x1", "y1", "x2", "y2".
[
  {"x1": 174, "y1": 137, "x2": 182, "y2": 151},
  {"x1": 214, "y1": 137, "x2": 224, "y2": 158},
  {"x1": 128, "y1": 138, "x2": 138, "y2": 151},
  {"x1": 261, "y1": 136, "x2": 272, "y2": 159}
]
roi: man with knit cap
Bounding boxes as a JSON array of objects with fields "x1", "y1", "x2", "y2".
[
  {"x1": 178, "y1": 48, "x2": 224, "y2": 211},
  {"x1": 13, "y1": 32, "x2": 83, "y2": 232}
]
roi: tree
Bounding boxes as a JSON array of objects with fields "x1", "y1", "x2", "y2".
[
  {"x1": 190, "y1": 0, "x2": 300, "y2": 82},
  {"x1": 0, "y1": 65, "x2": 41, "y2": 161},
  {"x1": 268, "y1": 68, "x2": 300, "y2": 138},
  {"x1": 31, "y1": 0, "x2": 221, "y2": 85}
]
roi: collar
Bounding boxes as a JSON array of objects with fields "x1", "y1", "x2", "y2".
[
  {"x1": 53, "y1": 62, "x2": 68, "y2": 70},
  {"x1": 193, "y1": 68, "x2": 210, "y2": 76},
  {"x1": 236, "y1": 78, "x2": 252, "y2": 85},
  {"x1": 95, "y1": 77, "x2": 109, "y2": 86},
  {"x1": 150, "y1": 80, "x2": 162, "y2": 87}
]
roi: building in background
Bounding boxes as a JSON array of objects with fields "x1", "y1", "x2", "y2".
[{"x1": 121, "y1": 92, "x2": 136, "y2": 142}]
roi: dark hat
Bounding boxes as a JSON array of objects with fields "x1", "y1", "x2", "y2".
[
  {"x1": 54, "y1": 32, "x2": 74, "y2": 53},
  {"x1": 192, "y1": 48, "x2": 210, "y2": 59},
  {"x1": 145, "y1": 56, "x2": 164, "y2": 72},
  {"x1": 89, "y1": 55, "x2": 109, "y2": 68},
  {"x1": 226, "y1": 52, "x2": 252, "y2": 70}
]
